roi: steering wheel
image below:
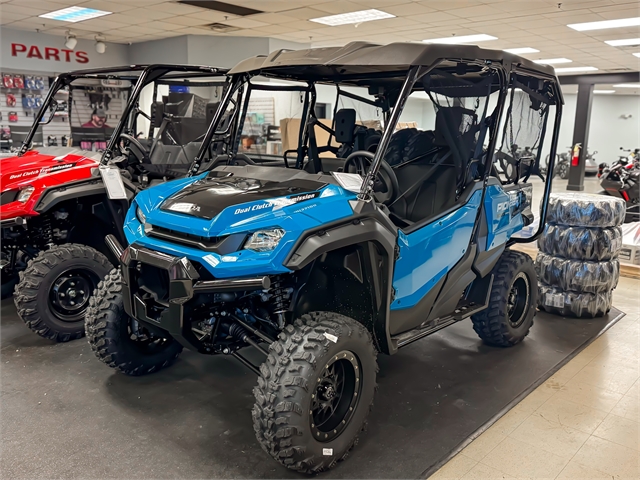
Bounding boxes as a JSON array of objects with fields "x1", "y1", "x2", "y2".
[
  {"x1": 118, "y1": 133, "x2": 149, "y2": 163},
  {"x1": 343, "y1": 151, "x2": 399, "y2": 205}
]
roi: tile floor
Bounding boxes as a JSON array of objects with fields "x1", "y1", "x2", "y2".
[{"x1": 430, "y1": 276, "x2": 640, "y2": 480}]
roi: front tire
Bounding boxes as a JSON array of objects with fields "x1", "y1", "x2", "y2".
[
  {"x1": 252, "y1": 312, "x2": 378, "y2": 473},
  {"x1": 471, "y1": 250, "x2": 537, "y2": 347},
  {"x1": 14, "y1": 244, "x2": 112, "y2": 342},
  {"x1": 85, "y1": 268, "x2": 183, "y2": 376}
]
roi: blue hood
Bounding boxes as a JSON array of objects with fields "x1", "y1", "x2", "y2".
[{"x1": 124, "y1": 167, "x2": 357, "y2": 277}]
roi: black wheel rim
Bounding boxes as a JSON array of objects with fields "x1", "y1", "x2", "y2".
[
  {"x1": 48, "y1": 268, "x2": 100, "y2": 322},
  {"x1": 507, "y1": 272, "x2": 530, "y2": 328},
  {"x1": 310, "y1": 350, "x2": 361, "y2": 442},
  {"x1": 128, "y1": 319, "x2": 171, "y2": 354}
]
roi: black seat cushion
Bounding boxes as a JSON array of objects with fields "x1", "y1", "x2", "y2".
[{"x1": 390, "y1": 163, "x2": 458, "y2": 223}]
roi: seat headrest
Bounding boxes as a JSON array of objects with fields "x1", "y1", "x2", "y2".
[
  {"x1": 334, "y1": 109, "x2": 356, "y2": 144},
  {"x1": 434, "y1": 107, "x2": 477, "y2": 146}
]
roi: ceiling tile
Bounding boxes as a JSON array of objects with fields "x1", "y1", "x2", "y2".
[
  {"x1": 222, "y1": 17, "x2": 269, "y2": 29},
  {"x1": 246, "y1": 12, "x2": 301, "y2": 25},
  {"x1": 126, "y1": 9, "x2": 177, "y2": 21},
  {"x1": 277, "y1": 7, "x2": 330, "y2": 20},
  {"x1": 188, "y1": 11, "x2": 242, "y2": 23},
  {"x1": 163, "y1": 15, "x2": 211, "y2": 27},
  {"x1": 1, "y1": 3, "x2": 49, "y2": 16},
  {"x1": 383, "y1": 3, "x2": 436, "y2": 16},
  {"x1": 79, "y1": 1, "x2": 137, "y2": 13},
  {"x1": 310, "y1": 2, "x2": 368, "y2": 15},
  {"x1": 152, "y1": 1, "x2": 205, "y2": 15},
  {"x1": 0, "y1": 11, "x2": 28, "y2": 23}
]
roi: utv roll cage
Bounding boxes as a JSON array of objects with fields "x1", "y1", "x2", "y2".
[
  {"x1": 190, "y1": 42, "x2": 563, "y2": 243},
  {"x1": 19, "y1": 64, "x2": 230, "y2": 164}
]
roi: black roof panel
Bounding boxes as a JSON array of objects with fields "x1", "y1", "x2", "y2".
[{"x1": 229, "y1": 41, "x2": 557, "y2": 80}]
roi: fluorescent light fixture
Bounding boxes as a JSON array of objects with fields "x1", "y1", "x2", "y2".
[
  {"x1": 605, "y1": 38, "x2": 640, "y2": 47},
  {"x1": 423, "y1": 34, "x2": 498, "y2": 45},
  {"x1": 534, "y1": 58, "x2": 572, "y2": 65},
  {"x1": 594, "y1": 90, "x2": 615, "y2": 94},
  {"x1": 503, "y1": 47, "x2": 539, "y2": 54},
  {"x1": 310, "y1": 9, "x2": 395, "y2": 27},
  {"x1": 568, "y1": 17, "x2": 640, "y2": 31},
  {"x1": 555, "y1": 66, "x2": 599, "y2": 73},
  {"x1": 39, "y1": 6, "x2": 111, "y2": 23},
  {"x1": 613, "y1": 83, "x2": 640, "y2": 88},
  {"x1": 633, "y1": 53, "x2": 640, "y2": 58}
]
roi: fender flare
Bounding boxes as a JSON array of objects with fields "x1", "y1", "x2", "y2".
[
  {"x1": 34, "y1": 177, "x2": 136, "y2": 213},
  {"x1": 284, "y1": 214, "x2": 399, "y2": 354}
]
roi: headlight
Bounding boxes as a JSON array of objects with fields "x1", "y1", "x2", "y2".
[
  {"x1": 136, "y1": 206, "x2": 146, "y2": 224},
  {"x1": 17, "y1": 186, "x2": 35, "y2": 203},
  {"x1": 244, "y1": 228, "x2": 285, "y2": 252}
]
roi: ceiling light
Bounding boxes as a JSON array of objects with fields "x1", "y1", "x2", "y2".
[
  {"x1": 64, "y1": 32, "x2": 77, "y2": 50},
  {"x1": 95, "y1": 36, "x2": 106, "y2": 54},
  {"x1": 535, "y1": 58, "x2": 572, "y2": 65},
  {"x1": 39, "y1": 6, "x2": 111, "y2": 23},
  {"x1": 568, "y1": 17, "x2": 640, "y2": 31},
  {"x1": 605, "y1": 38, "x2": 640, "y2": 47},
  {"x1": 423, "y1": 34, "x2": 497, "y2": 45},
  {"x1": 310, "y1": 9, "x2": 395, "y2": 27},
  {"x1": 633, "y1": 53, "x2": 640, "y2": 58},
  {"x1": 554, "y1": 66, "x2": 599, "y2": 73},
  {"x1": 613, "y1": 84, "x2": 640, "y2": 88},
  {"x1": 594, "y1": 90, "x2": 615, "y2": 94},
  {"x1": 503, "y1": 47, "x2": 539, "y2": 54}
]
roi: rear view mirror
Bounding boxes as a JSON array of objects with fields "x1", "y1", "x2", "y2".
[
  {"x1": 151, "y1": 102, "x2": 164, "y2": 128},
  {"x1": 39, "y1": 102, "x2": 58, "y2": 125}
]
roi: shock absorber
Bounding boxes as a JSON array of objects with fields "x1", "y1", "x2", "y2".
[
  {"x1": 41, "y1": 214, "x2": 54, "y2": 247},
  {"x1": 269, "y1": 278, "x2": 289, "y2": 329}
]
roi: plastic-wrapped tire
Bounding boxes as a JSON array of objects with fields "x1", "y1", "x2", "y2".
[
  {"x1": 546, "y1": 193, "x2": 625, "y2": 228},
  {"x1": 535, "y1": 252, "x2": 619, "y2": 294},
  {"x1": 537, "y1": 224, "x2": 622, "y2": 261},
  {"x1": 538, "y1": 283, "x2": 612, "y2": 318}
]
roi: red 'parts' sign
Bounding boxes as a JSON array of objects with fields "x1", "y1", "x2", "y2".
[{"x1": 11, "y1": 43, "x2": 89, "y2": 64}]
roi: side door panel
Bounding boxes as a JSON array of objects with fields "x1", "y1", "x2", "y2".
[{"x1": 389, "y1": 190, "x2": 482, "y2": 335}]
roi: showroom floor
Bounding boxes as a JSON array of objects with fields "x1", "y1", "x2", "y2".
[{"x1": 430, "y1": 275, "x2": 640, "y2": 480}]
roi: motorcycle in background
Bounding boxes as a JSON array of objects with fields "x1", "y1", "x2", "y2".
[{"x1": 599, "y1": 147, "x2": 640, "y2": 223}]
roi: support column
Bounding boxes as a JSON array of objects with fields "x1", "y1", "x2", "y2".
[{"x1": 567, "y1": 83, "x2": 594, "y2": 191}]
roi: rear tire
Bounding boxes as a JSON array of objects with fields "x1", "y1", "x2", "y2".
[
  {"x1": 85, "y1": 268, "x2": 183, "y2": 376},
  {"x1": 252, "y1": 312, "x2": 378, "y2": 473},
  {"x1": 471, "y1": 250, "x2": 537, "y2": 347},
  {"x1": 14, "y1": 244, "x2": 112, "y2": 342}
]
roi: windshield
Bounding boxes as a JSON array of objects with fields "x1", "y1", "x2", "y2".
[
  {"x1": 18, "y1": 67, "x2": 228, "y2": 179},
  {"x1": 17, "y1": 67, "x2": 145, "y2": 156}
]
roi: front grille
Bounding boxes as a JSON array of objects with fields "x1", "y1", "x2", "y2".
[{"x1": 147, "y1": 225, "x2": 246, "y2": 254}]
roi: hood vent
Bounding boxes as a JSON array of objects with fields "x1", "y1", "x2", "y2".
[
  {"x1": 178, "y1": 1, "x2": 263, "y2": 16},
  {"x1": 202, "y1": 22, "x2": 241, "y2": 33}
]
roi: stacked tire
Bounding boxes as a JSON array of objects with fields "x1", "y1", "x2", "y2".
[{"x1": 536, "y1": 193, "x2": 625, "y2": 318}]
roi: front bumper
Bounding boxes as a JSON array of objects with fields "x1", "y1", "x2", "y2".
[
  {"x1": 109, "y1": 236, "x2": 270, "y2": 351},
  {"x1": 0, "y1": 216, "x2": 26, "y2": 228}
]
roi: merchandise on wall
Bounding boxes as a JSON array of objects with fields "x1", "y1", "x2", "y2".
[
  {"x1": 0, "y1": 68, "x2": 131, "y2": 154},
  {"x1": 0, "y1": 69, "x2": 54, "y2": 150}
]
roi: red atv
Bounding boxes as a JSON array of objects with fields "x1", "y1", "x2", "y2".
[{"x1": 1, "y1": 64, "x2": 228, "y2": 341}]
